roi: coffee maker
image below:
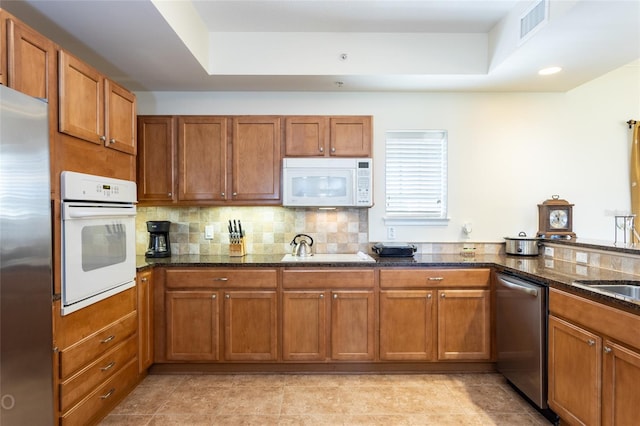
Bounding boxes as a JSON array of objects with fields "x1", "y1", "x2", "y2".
[{"x1": 145, "y1": 221, "x2": 171, "y2": 258}]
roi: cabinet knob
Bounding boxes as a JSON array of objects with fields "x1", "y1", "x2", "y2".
[
  {"x1": 331, "y1": 147, "x2": 336, "y2": 152},
  {"x1": 109, "y1": 138, "x2": 116, "y2": 144},
  {"x1": 441, "y1": 293, "x2": 446, "y2": 298},
  {"x1": 168, "y1": 192, "x2": 172, "y2": 196},
  {"x1": 212, "y1": 294, "x2": 217, "y2": 299},
  {"x1": 140, "y1": 277, "x2": 148, "y2": 282},
  {"x1": 319, "y1": 146, "x2": 324, "y2": 152},
  {"x1": 232, "y1": 192, "x2": 237, "y2": 196},
  {"x1": 427, "y1": 294, "x2": 432, "y2": 299},
  {"x1": 604, "y1": 346, "x2": 612, "y2": 354},
  {"x1": 587, "y1": 339, "x2": 596, "y2": 346},
  {"x1": 225, "y1": 294, "x2": 230, "y2": 299},
  {"x1": 319, "y1": 294, "x2": 324, "y2": 299},
  {"x1": 99, "y1": 135, "x2": 106, "y2": 142},
  {"x1": 333, "y1": 294, "x2": 338, "y2": 299}
]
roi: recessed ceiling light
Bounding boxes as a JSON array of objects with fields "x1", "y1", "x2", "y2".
[{"x1": 538, "y1": 66, "x2": 562, "y2": 75}]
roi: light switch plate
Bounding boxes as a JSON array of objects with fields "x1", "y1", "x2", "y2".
[{"x1": 205, "y1": 225, "x2": 214, "y2": 240}]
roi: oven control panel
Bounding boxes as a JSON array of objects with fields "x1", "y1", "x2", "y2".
[{"x1": 61, "y1": 171, "x2": 137, "y2": 203}]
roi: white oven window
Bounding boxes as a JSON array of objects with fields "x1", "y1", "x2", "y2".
[{"x1": 81, "y1": 223, "x2": 127, "y2": 271}]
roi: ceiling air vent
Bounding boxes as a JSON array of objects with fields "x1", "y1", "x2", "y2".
[{"x1": 519, "y1": 0, "x2": 548, "y2": 43}]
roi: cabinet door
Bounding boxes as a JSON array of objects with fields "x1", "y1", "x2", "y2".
[
  {"x1": 7, "y1": 18, "x2": 55, "y2": 101},
  {"x1": 165, "y1": 291, "x2": 220, "y2": 361},
  {"x1": 602, "y1": 340, "x2": 640, "y2": 426},
  {"x1": 231, "y1": 116, "x2": 281, "y2": 202},
  {"x1": 59, "y1": 50, "x2": 104, "y2": 145},
  {"x1": 437, "y1": 289, "x2": 490, "y2": 360},
  {"x1": 137, "y1": 116, "x2": 176, "y2": 202},
  {"x1": 282, "y1": 291, "x2": 327, "y2": 361},
  {"x1": 105, "y1": 79, "x2": 136, "y2": 155},
  {"x1": 224, "y1": 290, "x2": 277, "y2": 361},
  {"x1": 284, "y1": 116, "x2": 328, "y2": 156},
  {"x1": 330, "y1": 290, "x2": 375, "y2": 361},
  {"x1": 0, "y1": 11, "x2": 6, "y2": 86},
  {"x1": 380, "y1": 290, "x2": 435, "y2": 361},
  {"x1": 177, "y1": 116, "x2": 228, "y2": 201},
  {"x1": 329, "y1": 116, "x2": 372, "y2": 157},
  {"x1": 548, "y1": 315, "x2": 601, "y2": 426},
  {"x1": 136, "y1": 270, "x2": 154, "y2": 372}
]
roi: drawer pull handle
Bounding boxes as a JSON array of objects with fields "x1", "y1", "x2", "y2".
[
  {"x1": 140, "y1": 277, "x2": 148, "y2": 282},
  {"x1": 100, "y1": 388, "x2": 115, "y2": 400},
  {"x1": 587, "y1": 339, "x2": 596, "y2": 346},
  {"x1": 100, "y1": 335, "x2": 115, "y2": 344},
  {"x1": 428, "y1": 277, "x2": 444, "y2": 281},
  {"x1": 213, "y1": 277, "x2": 228, "y2": 281},
  {"x1": 604, "y1": 346, "x2": 612, "y2": 354},
  {"x1": 101, "y1": 361, "x2": 116, "y2": 371}
]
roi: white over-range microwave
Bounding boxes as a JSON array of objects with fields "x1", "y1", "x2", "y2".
[{"x1": 282, "y1": 158, "x2": 373, "y2": 207}]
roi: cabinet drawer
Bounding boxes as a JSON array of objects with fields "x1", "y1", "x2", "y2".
[
  {"x1": 166, "y1": 268, "x2": 277, "y2": 289},
  {"x1": 282, "y1": 269, "x2": 375, "y2": 289},
  {"x1": 380, "y1": 268, "x2": 490, "y2": 288},
  {"x1": 60, "y1": 334, "x2": 137, "y2": 412},
  {"x1": 60, "y1": 358, "x2": 138, "y2": 426},
  {"x1": 60, "y1": 312, "x2": 137, "y2": 379},
  {"x1": 549, "y1": 288, "x2": 640, "y2": 350},
  {"x1": 57, "y1": 288, "x2": 136, "y2": 349}
]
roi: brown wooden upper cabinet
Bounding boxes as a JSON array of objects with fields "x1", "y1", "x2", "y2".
[
  {"x1": 137, "y1": 116, "x2": 176, "y2": 203},
  {"x1": 231, "y1": 116, "x2": 282, "y2": 202},
  {"x1": 285, "y1": 115, "x2": 372, "y2": 157},
  {"x1": 59, "y1": 50, "x2": 136, "y2": 155},
  {"x1": 6, "y1": 16, "x2": 55, "y2": 101},
  {"x1": 177, "y1": 116, "x2": 228, "y2": 202}
]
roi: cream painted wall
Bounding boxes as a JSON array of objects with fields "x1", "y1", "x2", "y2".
[{"x1": 135, "y1": 61, "x2": 640, "y2": 244}]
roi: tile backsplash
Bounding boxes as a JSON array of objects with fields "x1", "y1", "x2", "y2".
[{"x1": 136, "y1": 206, "x2": 369, "y2": 256}]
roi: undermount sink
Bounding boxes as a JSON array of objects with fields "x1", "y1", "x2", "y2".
[{"x1": 572, "y1": 280, "x2": 640, "y2": 302}]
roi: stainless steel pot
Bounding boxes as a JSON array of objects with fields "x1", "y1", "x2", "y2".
[{"x1": 504, "y1": 232, "x2": 541, "y2": 256}]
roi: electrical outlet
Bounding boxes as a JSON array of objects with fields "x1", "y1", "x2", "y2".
[
  {"x1": 387, "y1": 226, "x2": 397, "y2": 240},
  {"x1": 576, "y1": 252, "x2": 588, "y2": 264},
  {"x1": 204, "y1": 225, "x2": 214, "y2": 240},
  {"x1": 544, "y1": 247, "x2": 554, "y2": 257}
]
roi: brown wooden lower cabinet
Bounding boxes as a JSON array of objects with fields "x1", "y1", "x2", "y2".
[
  {"x1": 548, "y1": 288, "x2": 640, "y2": 426},
  {"x1": 224, "y1": 290, "x2": 278, "y2": 361},
  {"x1": 437, "y1": 289, "x2": 491, "y2": 361},
  {"x1": 330, "y1": 290, "x2": 375, "y2": 361},
  {"x1": 379, "y1": 290, "x2": 436, "y2": 361},
  {"x1": 137, "y1": 270, "x2": 154, "y2": 372},
  {"x1": 165, "y1": 290, "x2": 220, "y2": 361},
  {"x1": 282, "y1": 291, "x2": 327, "y2": 361}
]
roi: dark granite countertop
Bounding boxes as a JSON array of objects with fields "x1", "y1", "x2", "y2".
[{"x1": 137, "y1": 252, "x2": 640, "y2": 314}]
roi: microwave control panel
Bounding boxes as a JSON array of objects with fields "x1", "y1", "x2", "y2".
[{"x1": 356, "y1": 159, "x2": 372, "y2": 206}]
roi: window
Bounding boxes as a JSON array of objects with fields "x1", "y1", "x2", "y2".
[{"x1": 385, "y1": 130, "x2": 448, "y2": 224}]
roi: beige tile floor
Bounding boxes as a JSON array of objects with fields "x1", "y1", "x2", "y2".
[{"x1": 100, "y1": 373, "x2": 552, "y2": 425}]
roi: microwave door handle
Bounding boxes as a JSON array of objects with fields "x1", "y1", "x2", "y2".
[{"x1": 67, "y1": 208, "x2": 136, "y2": 219}]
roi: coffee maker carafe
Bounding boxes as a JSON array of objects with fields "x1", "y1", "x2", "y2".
[{"x1": 145, "y1": 221, "x2": 171, "y2": 258}]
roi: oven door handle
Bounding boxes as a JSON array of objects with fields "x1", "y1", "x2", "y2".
[
  {"x1": 498, "y1": 277, "x2": 539, "y2": 297},
  {"x1": 66, "y1": 207, "x2": 136, "y2": 219}
]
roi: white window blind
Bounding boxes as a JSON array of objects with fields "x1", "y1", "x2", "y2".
[{"x1": 385, "y1": 130, "x2": 448, "y2": 219}]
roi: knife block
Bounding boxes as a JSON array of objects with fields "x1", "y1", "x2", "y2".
[{"x1": 229, "y1": 237, "x2": 246, "y2": 257}]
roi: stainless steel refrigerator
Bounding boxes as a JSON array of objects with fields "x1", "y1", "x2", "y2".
[{"x1": 0, "y1": 85, "x2": 54, "y2": 424}]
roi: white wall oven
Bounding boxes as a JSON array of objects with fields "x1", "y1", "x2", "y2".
[{"x1": 60, "y1": 171, "x2": 137, "y2": 315}]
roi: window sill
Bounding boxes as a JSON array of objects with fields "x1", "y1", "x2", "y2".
[{"x1": 383, "y1": 216, "x2": 450, "y2": 226}]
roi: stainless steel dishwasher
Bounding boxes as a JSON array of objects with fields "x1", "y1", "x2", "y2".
[{"x1": 496, "y1": 273, "x2": 557, "y2": 422}]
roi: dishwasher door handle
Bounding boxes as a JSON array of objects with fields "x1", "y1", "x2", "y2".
[{"x1": 498, "y1": 278, "x2": 539, "y2": 297}]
